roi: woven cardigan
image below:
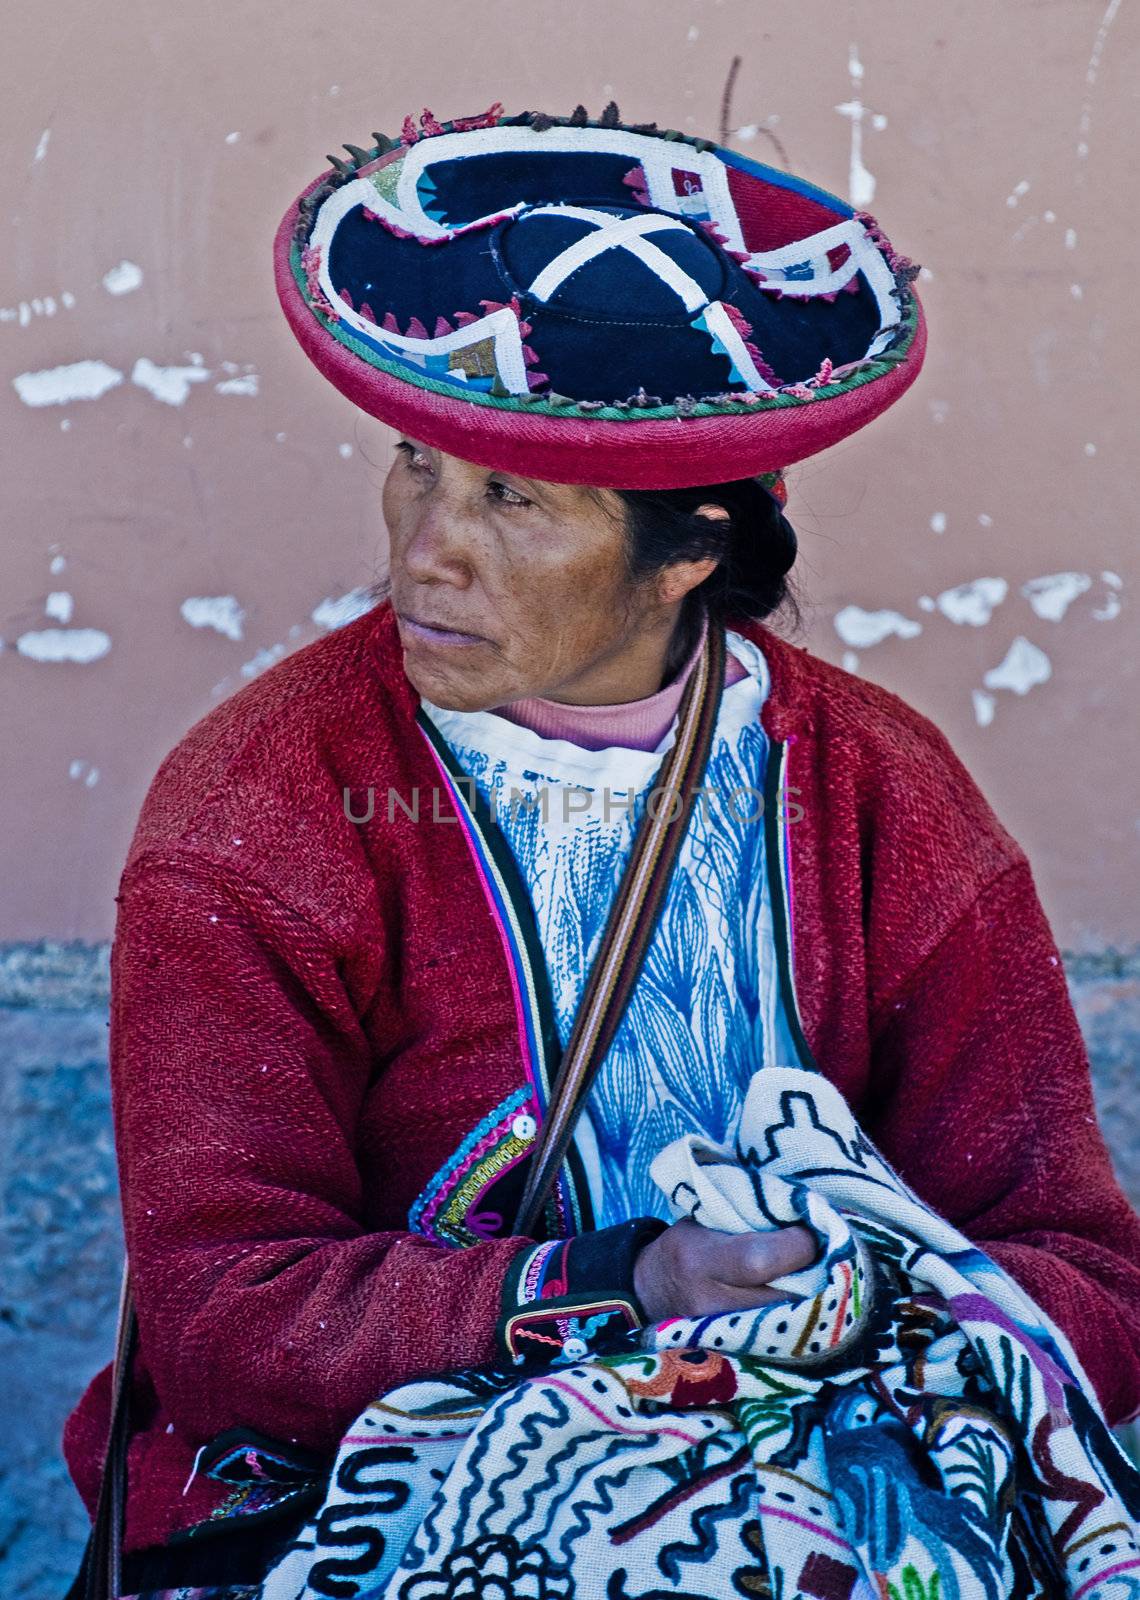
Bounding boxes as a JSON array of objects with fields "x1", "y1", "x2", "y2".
[{"x1": 62, "y1": 599, "x2": 1140, "y2": 1553}]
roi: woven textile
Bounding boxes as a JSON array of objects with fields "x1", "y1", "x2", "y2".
[{"x1": 257, "y1": 1066, "x2": 1140, "y2": 1600}]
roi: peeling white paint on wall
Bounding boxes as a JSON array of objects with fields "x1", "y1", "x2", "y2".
[
  {"x1": 49, "y1": 554, "x2": 66, "y2": 575},
  {"x1": 240, "y1": 642, "x2": 289, "y2": 679},
  {"x1": 214, "y1": 373, "x2": 259, "y2": 396},
  {"x1": 1077, "y1": 0, "x2": 1124, "y2": 164},
  {"x1": 102, "y1": 260, "x2": 144, "y2": 296},
  {"x1": 68, "y1": 759, "x2": 100, "y2": 787},
  {"x1": 16, "y1": 628, "x2": 111, "y2": 663},
  {"x1": 917, "y1": 596, "x2": 936, "y2": 612},
  {"x1": 835, "y1": 43, "x2": 887, "y2": 208},
  {"x1": 841, "y1": 651, "x2": 859, "y2": 673},
  {"x1": 180, "y1": 595, "x2": 246, "y2": 641},
  {"x1": 978, "y1": 513, "x2": 994, "y2": 528},
  {"x1": 833, "y1": 605, "x2": 922, "y2": 648},
  {"x1": 44, "y1": 591, "x2": 74, "y2": 623},
  {"x1": 972, "y1": 690, "x2": 996, "y2": 727},
  {"x1": 225, "y1": 130, "x2": 241, "y2": 144},
  {"x1": 1005, "y1": 178, "x2": 1031, "y2": 207},
  {"x1": 983, "y1": 636, "x2": 1051, "y2": 695},
  {"x1": 929, "y1": 512, "x2": 947, "y2": 535},
  {"x1": 312, "y1": 587, "x2": 375, "y2": 631},
  {"x1": 935, "y1": 577, "x2": 1008, "y2": 626},
  {"x1": 1092, "y1": 570, "x2": 1123, "y2": 621},
  {"x1": 1, "y1": 289, "x2": 75, "y2": 326},
  {"x1": 338, "y1": 443, "x2": 354, "y2": 459},
  {"x1": 12, "y1": 360, "x2": 123, "y2": 406},
  {"x1": 131, "y1": 356, "x2": 211, "y2": 406},
  {"x1": 1022, "y1": 572, "x2": 1092, "y2": 622},
  {"x1": 33, "y1": 128, "x2": 51, "y2": 163}
]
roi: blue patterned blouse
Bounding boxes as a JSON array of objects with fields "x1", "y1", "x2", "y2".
[{"x1": 421, "y1": 630, "x2": 797, "y2": 1228}]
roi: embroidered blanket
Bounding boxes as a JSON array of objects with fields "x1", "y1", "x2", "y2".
[{"x1": 256, "y1": 1067, "x2": 1140, "y2": 1600}]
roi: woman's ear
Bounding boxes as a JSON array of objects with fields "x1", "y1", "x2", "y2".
[
  {"x1": 656, "y1": 555, "x2": 720, "y2": 605},
  {"x1": 654, "y1": 503, "x2": 728, "y2": 604}
]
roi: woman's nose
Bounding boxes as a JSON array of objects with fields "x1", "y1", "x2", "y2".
[{"x1": 398, "y1": 504, "x2": 475, "y2": 586}]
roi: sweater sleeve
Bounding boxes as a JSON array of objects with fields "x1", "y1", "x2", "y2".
[
  {"x1": 110, "y1": 850, "x2": 541, "y2": 1454},
  {"x1": 864, "y1": 855, "x2": 1140, "y2": 1426}
]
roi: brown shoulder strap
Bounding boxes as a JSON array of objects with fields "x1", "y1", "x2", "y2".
[{"x1": 513, "y1": 617, "x2": 727, "y2": 1237}]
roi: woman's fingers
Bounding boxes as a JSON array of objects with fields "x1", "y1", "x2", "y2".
[
  {"x1": 633, "y1": 1217, "x2": 821, "y2": 1322},
  {"x1": 714, "y1": 1223, "x2": 819, "y2": 1286}
]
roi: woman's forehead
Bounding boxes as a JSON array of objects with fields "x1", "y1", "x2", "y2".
[{"x1": 401, "y1": 435, "x2": 615, "y2": 507}]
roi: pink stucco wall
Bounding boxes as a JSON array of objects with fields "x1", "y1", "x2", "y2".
[{"x1": 2, "y1": 0, "x2": 1135, "y2": 949}]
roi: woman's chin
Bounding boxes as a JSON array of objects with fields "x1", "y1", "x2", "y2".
[{"x1": 401, "y1": 655, "x2": 508, "y2": 713}]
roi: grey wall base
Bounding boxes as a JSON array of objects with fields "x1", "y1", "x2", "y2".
[{"x1": 1, "y1": 941, "x2": 1137, "y2": 1598}]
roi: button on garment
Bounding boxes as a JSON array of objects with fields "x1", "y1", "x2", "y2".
[{"x1": 421, "y1": 630, "x2": 799, "y2": 1229}]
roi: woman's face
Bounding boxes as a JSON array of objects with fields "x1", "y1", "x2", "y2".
[{"x1": 382, "y1": 436, "x2": 718, "y2": 712}]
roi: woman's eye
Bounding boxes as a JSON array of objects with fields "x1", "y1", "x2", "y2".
[
  {"x1": 395, "y1": 441, "x2": 431, "y2": 472},
  {"x1": 488, "y1": 481, "x2": 530, "y2": 508}
]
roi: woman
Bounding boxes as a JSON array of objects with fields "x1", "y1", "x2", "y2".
[{"x1": 63, "y1": 103, "x2": 1140, "y2": 1596}]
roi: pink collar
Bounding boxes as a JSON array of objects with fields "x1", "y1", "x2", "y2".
[{"x1": 488, "y1": 614, "x2": 747, "y2": 752}]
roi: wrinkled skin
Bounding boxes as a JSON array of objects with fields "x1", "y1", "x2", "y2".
[
  {"x1": 382, "y1": 436, "x2": 816, "y2": 1314},
  {"x1": 381, "y1": 435, "x2": 719, "y2": 712}
]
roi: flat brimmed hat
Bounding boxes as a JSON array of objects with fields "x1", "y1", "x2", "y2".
[{"x1": 273, "y1": 101, "x2": 926, "y2": 490}]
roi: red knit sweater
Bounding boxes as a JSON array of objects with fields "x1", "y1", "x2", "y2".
[{"x1": 62, "y1": 599, "x2": 1140, "y2": 1552}]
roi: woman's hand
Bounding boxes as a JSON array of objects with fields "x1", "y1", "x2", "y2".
[{"x1": 632, "y1": 1217, "x2": 818, "y2": 1324}]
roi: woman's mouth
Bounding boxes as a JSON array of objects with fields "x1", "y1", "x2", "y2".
[{"x1": 396, "y1": 612, "x2": 488, "y2": 648}]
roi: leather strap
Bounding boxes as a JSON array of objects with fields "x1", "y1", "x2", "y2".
[{"x1": 513, "y1": 617, "x2": 726, "y2": 1238}]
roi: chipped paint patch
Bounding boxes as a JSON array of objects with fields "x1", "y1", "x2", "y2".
[
  {"x1": 311, "y1": 587, "x2": 375, "y2": 631},
  {"x1": 33, "y1": 128, "x2": 51, "y2": 163},
  {"x1": 102, "y1": 260, "x2": 143, "y2": 296},
  {"x1": 338, "y1": 442, "x2": 354, "y2": 459},
  {"x1": 49, "y1": 554, "x2": 66, "y2": 575},
  {"x1": 69, "y1": 759, "x2": 100, "y2": 787},
  {"x1": 972, "y1": 690, "x2": 996, "y2": 727},
  {"x1": 930, "y1": 512, "x2": 947, "y2": 535},
  {"x1": 180, "y1": 595, "x2": 246, "y2": 641},
  {"x1": 44, "y1": 591, "x2": 74, "y2": 623},
  {"x1": 132, "y1": 356, "x2": 211, "y2": 406},
  {"x1": 13, "y1": 360, "x2": 123, "y2": 407},
  {"x1": 1092, "y1": 570, "x2": 1123, "y2": 621},
  {"x1": 1077, "y1": 0, "x2": 1124, "y2": 165},
  {"x1": 935, "y1": 577, "x2": 1008, "y2": 626},
  {"x1": 833, "y1": 605, "x2": 922, "y2": 648},
  {"x1": 240, "y1": 642, "x2": 288, "y2": 679},
  {"x1": 1, "y1": 289, "x2": 75, "y2": 326},
  {"x1": 841, "y1": 651, "x2": 859, "y2": 673},
  {"x1": 1022, "y1": 571, "x2": 1092, "y2": 622},
  {"x1": 1005, "y1": 178, "x2": 1031, "y2": 207},
  {"x1": 835, "y1": 43, "x2": 886, "y2": 208},
  {"x1": 16, "y1": 628, "x2": 111, "y2": 664},
  {"x1": 225, "y1": 130, "x2": 241, "y2": 144},
  {"x1": 983, "y1": 637, "x2": 1051, "y2": 695},
  {"x1": 214, "y1": 373, "x2": 259, "y2": 396}
]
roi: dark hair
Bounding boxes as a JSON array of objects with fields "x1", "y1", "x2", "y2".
[{"x1": 594, "y1": 477, "x2": 801, "y2": 658}]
